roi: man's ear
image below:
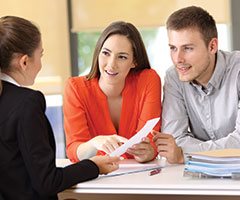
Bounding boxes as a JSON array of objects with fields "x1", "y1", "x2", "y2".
[
  {"x1": 19, "y1": 54, "x2": 29, "y2": 71},
  {"x1": 209, "y1": 38, "x2": 218, "y2": 54}
]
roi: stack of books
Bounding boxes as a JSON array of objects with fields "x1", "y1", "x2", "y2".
[{"x1": 184, "y1": 149, "x2": 240, "y2": 179}]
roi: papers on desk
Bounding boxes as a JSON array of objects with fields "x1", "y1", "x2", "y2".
[
  {"x1": 103, "y1": 159, "x2": 164, "y2": 177},
  {"x1": 184, "y1": 149, "x2": 240, "y2": 179},
  {"x1": 109, "y1": 117, "x2": 160, "y2": 157}
]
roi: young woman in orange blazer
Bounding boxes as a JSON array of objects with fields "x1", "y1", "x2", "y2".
[{"x1": 64, "y1": 21, "x2": 161, "y2": 163}]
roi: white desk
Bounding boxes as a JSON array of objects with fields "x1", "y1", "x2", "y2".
[{"x1": 57, "y1": 159, "x2": 240, "y2": 200}]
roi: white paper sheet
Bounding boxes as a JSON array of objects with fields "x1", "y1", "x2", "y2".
[
  {"x1": 109, "y1": 117, "x2": 160, "y2": 157},
  {"x1": 101, "y1": 159, "x2": 163, "y2": 177}
]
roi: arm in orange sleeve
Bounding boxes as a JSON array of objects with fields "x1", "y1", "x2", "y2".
[
  {"x1": 137, "y1": 70, "x2": 162, "y2": 159},
  {"x1": 63, "y1": 78, "x2": 95, "y2": 162}
]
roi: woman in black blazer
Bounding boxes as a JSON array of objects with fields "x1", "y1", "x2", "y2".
[{"x1": 0, "y1": 16, "x2": 120, "y2": 200}]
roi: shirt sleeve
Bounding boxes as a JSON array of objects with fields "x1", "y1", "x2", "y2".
[
  {"x1": 136, "y1": 70, "x2": 162, "y2": 157},
  {"x1": 136, "y1": 70, "x2": 162, "y2": 131},
  {"x1": 161, "y1": 69, "x2": 204, "y2": 153},
  {"x1": 162, "y1": 68, "x2": 240, "y2": 154},
  {"x1": 197, "y1": 72, "x2": 240, "y2": 151},
  {"x1": 18, "y1": 90, "x2": 99, "y2": 195},
  {"x1": 63, "y1": 78, "x2": 92, "y2": 162}
]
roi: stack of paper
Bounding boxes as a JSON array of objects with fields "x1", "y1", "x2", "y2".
[{"x1": 184, "y1": 149, "x2": 240, "y2": 179}]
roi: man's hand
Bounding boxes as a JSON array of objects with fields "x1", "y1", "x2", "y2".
[
  {"x1": 126, "y1": 137, "x2": 155, "y2": 163},
  {"x1": 152, "y1": 130, "x2": 184, "y2": 164}
]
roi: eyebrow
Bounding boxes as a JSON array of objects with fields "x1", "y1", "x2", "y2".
[
  {"x1": 182, "y1": 43, "x2": 195, "y2": 47},
  {"x1": 168, "y1": 43, "x2": 195, "y2": 47},
  {"x1": 102, "y1": 47, "x2": 130, "y2": 55}
]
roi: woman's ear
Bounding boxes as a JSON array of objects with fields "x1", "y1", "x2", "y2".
[
  {"x1": 131, "y1": 61, "x2": 137, "y2": 69},
  {"x1": 19, "y1": 54, "x2": 29, "y2": 71}
]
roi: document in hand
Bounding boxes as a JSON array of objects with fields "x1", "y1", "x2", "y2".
[
  {"x1": 184, "y1": 149, "x2": 240, "y2": 179},
  {"x1": 109, "y1": 117, "x2": 160, "y2": 157}
]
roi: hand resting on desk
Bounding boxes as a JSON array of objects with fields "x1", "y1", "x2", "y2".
[{"x1": 90, "y1": 155, "x2": 121, "y2": 175}]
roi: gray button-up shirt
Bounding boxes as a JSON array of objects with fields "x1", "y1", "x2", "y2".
[{"x1": 162, "y1": 50, "x2": 240, "y2": 153}]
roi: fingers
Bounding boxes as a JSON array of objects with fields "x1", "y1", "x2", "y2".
[
  {"x1": 154, "y1": 135, "x2": 176, "y2": 154},
  {"x1": 107, "y1": 163, "x2": 119, "y2": 173},
  {"x1": 91, "y1": 155, "x2": 121, "y2": 174},
  {"x1": 102, "y1": 135, "x2": 127, "y2": 153},
  {"x1": 127, "y1": 137, "x2": 151, "y2": 154},
  {"x1": 92, "y1": 135, "x2": 128, "y2": 154},
  {"x1": 127, "y1": 140, "x2": 155, "y2": 162},
  {"x1": 151, "y1": 132, "x2": 184, "y2": 164},
  {"x1": 140, "y1": 136, "x2": 150, "y2": 143},
  {"x1": 115, "y1": 135, "x2": 128, "y2": 143},
  {"x1": 151, "y1": 130, "x2": 158, "y2": 136},
  {"x1": 127, "y1": 147, "x2": 147, "y2": 156},
  {"x1": 152, "y1": 131, "x2": 172, "y2": 142},
  {"x1": 101, "y1": 138, "x2": 118, "y2": 153},
  {"x1": 102, "y1": 155, "x2": 120, "y2": 174},
  {"x1": 106, "y1": 155, "x2": 121, "y2": 163}
]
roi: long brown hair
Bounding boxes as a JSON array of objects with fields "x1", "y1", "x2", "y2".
[
  {"x1": 86, "y1": 21, "x2": 151, "y2": 80},
  {"x1": 0, "y1": 16, "x2": 41, "y2": 94}
]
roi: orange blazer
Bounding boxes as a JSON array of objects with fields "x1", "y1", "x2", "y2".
[{"x1": 63, "y1": 69, "x2": 161, "y2": 162}]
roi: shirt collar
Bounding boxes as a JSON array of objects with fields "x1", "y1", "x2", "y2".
[
  {"x1": 0, "y1": 73, "x2": 21, "y2": 86},
  {"x1": 207, "y1": 50, "x2": 226, "y2": 90}
]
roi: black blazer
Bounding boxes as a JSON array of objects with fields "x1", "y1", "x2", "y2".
[{"x1": 0, "y1": 81, "x2": 99, "y2": 200}]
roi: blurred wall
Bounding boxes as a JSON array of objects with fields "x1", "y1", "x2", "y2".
[
  {"x1": 0, "y1": 0, "x2": 233, "y2": 95},
  {"x1": 0, "y1": 0, "x2": 70, "y2": 94},
  {"x1": 71, "y1": 0, "x2": 230, "y2": 31}
]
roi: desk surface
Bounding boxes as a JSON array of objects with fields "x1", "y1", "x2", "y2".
[{"x1": 56, "y1": 159, "x2": 240, "y2": 196}]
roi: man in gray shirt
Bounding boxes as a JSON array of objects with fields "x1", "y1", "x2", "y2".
[{"x1": 153, "y1": 6, "x2": 240, "y2": 164}]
